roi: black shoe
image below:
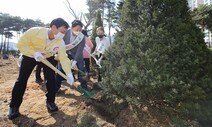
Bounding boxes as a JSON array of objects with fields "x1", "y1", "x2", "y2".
[
  {"x1": 8, "y1": 107, "x2": 20, "y2": 120},
  {"x1": 35, "y1": 78, "x2": 43, "y2": 83},
  {"x1": 46, "y1": 101, "x2": 58, "y2": 113}
]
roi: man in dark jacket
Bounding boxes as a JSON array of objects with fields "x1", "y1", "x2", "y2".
[{"x1": 55, "y1": 20, "x2": 87, "y2": 93}]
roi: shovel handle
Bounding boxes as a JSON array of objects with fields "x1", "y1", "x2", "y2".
[
  {"x1": 38, "y1": 57, "x2": 69, "y2": 80},
  {"x1": 38, "y1": 57, "x2": 94, "y2": 97}
]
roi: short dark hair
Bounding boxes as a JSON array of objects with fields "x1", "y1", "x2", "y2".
[
  {"x1": 71, "y1": 20, "x2": 83, "y2": 28},
  {"x1": 82, "y1": 29, "x2": 88, "y2": 37},
  {"x1": 50, "y1": 18, "x2": 69, "y2": 29}
]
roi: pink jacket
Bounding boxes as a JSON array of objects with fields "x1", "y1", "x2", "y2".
[{"x1": 83, "y1": 37, "x2": 93, "y2": 58}]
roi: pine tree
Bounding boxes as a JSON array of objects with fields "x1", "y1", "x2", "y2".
[
  {"x1": 192, "y1": 4, "x2": 212, "y2": 32},
  {"x1": 105, "y1": 0, "x2": 116, "y2": 43},
  {"x1": 91, "y1": 10, "x2": 103, "y2": 51},
  {"x1": 101, "y1": 0, "x2": 212, "y2": 124}
]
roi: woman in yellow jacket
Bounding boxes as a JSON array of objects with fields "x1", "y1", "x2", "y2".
[{"x1": 8, "y1": 18, "x2": 74, "y2": 120}]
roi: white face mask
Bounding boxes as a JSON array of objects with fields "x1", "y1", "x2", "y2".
[
  {"x1": 54, "y1": 32, "x2": 65, "y2": 39},
  {"x1": 73, "y1": 31, "x2": 80, "y2": 36}
]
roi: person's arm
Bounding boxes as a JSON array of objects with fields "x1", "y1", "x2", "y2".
[
  {"x1": 16, "y1": 28, "x2": 35, "y2": 57},
  {"x1": 94, "y1": 37, "x2": 99, "y2": 51},
  {"x1": 73, "y1": 37, "x2": 85, "y2": 62},
  {"x1": 58, "y1": 40, "x2": 71, "y2": 75},
  {"x1": 88, "y1": 37, "x2": 94, "y2": 51}
]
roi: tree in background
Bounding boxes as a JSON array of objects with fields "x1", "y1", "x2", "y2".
[
  {"x1": 192, "y1": 4, "x2": 212, "y2": 32},
  {"x1": 192, "y1": 4, "x2": 212, "y2": 48},
  {"x1": 5, "y1": 31, "x2": 13, "y2": 53},
  {"x1": 0, "y1": 14, "x2": 16, "y2": 54},
  {"x1": 0, "y1": 13, "x2": 45, "y2": 54},
  {"x1": 100, "y1": 0, "x2": 212, "y2": 126},
  {"x1": 91, "y1": 10, "x2": 103, "y2": 51},
  {"x1": 85, "y1": 0, "x2": 100, "y2": 30},
  {"x1": 12, "y1": 16, "x2": 24, "y2": 41},
  {"x1": 65, "y1": 0, "x2": 105, "y2": 31},
  {"x1": 111, "y1": 0, "x2": 123, "y2": 31},
  {"x1": 105, "y1": 0, "x2": 116, "y2": 44},
  {"x1": 65, "y1": 0, "x2": 118, "y2": 38}
]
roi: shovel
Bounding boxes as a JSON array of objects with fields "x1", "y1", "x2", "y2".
[{"x1": 38, "y1": 57, "x2": 94, "y2": 97}]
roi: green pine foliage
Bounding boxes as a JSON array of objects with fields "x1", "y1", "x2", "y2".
[
  {"x1": 192, "y1": 4, "x2": 212, "y2": 32},
  {"x1": 100, "y1": 0, "x2": 212, "y2": 123}
]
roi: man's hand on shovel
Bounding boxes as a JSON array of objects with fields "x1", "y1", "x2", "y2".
[
  {"x1": 37, "y1": 57, "x2": 94, "y2": 98},
  {"x1": 67, "y1": 73, "x2": 74, "y2": 86}
]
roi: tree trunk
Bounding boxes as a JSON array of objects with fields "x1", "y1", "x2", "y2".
[
  {"x1": 7, "y1": 37, "x2": 9, "y2": 52},
  {"x1": 107, "y1": 1, "x2": 112, "y2": 45},
  {"x1": 16, "y1": 31, "x2": 20, "y2": 41},
  {"x1": 3, "y1": 37, "x2": 7, "y2": 54},
  {"x1": 101, "y1": 0, "x2": 105, "y2": 25},
  {"x1": 108, "y1": 22, "x2": 111, "y2": 45},
  {"x1": 0, "y1": 34, "x2": 3, "y2": 54}
]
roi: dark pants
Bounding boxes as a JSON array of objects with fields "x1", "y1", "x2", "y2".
[
  {"x1": 55, "y1": 59, "x2": 87, "y2": 92},
  {"x1": 10, "y1": 55, "x2": 57, "y2": 108},
  {"x1": 35, "y1": 62, "x2": 43, "y2": 79},
  {"x1": 83, "y1": 58, "x2": 90, "y2": 73}
]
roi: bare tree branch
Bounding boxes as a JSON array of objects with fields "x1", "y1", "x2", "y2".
[
  {"x1": 80, "y1": 13, "x2": 83, "y2": 21},
  {"x1": 83, "y1": 14, "x2": 88, "y2": 24},
  {"x1": 63, "y1": 0, "x2": 104, "y2": 30},
  {"x1": 64, "y1": 0, "x2": 78, "y2": 19}
]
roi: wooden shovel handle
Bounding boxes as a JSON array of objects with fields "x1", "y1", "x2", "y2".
[{"x1": 38, "y1": 57, "x2": 68, "y2": 80}]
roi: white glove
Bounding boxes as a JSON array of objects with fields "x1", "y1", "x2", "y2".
[
  {"x1": 71, "y1": 60, "x2": 77, "y2": 68},
  {"x1": 34, "y1": 52, "x2": 44, "y2": 61},
  {"x1": 67, "y1": 73, "x2": 74, "y2": 86}
]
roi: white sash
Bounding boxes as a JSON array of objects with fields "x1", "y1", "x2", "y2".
[
  {"x1": 42, "y1": 32, "x2": 84, "y2": 57},
  {"x1": 65, "y1": 32, "x2": 84, "y2": 51},
  {"x1": 97, "y1": 42, "x2": 105, "y2": 54}
]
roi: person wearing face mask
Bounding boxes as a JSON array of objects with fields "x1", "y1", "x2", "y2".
[
  {"x1": 93, "y1": 27, "x2": 110, "y2": 59},
  {"x1": 93, "y1": 27, "x2": 110, "y2": 81},
  {"x1": 8, "y1": 18, "x2": 74, "y2": 120},
  {"x1": 55, "y1": 20, "x2": 88, "y2": 93}
]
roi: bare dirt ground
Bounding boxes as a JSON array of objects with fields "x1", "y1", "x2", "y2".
[
  {"x1": 0, "y1": 59, "x2": 202, "y2": 127},
  {"x1": 0, "y1": 59, "x2": 116, "y2": 127}
]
